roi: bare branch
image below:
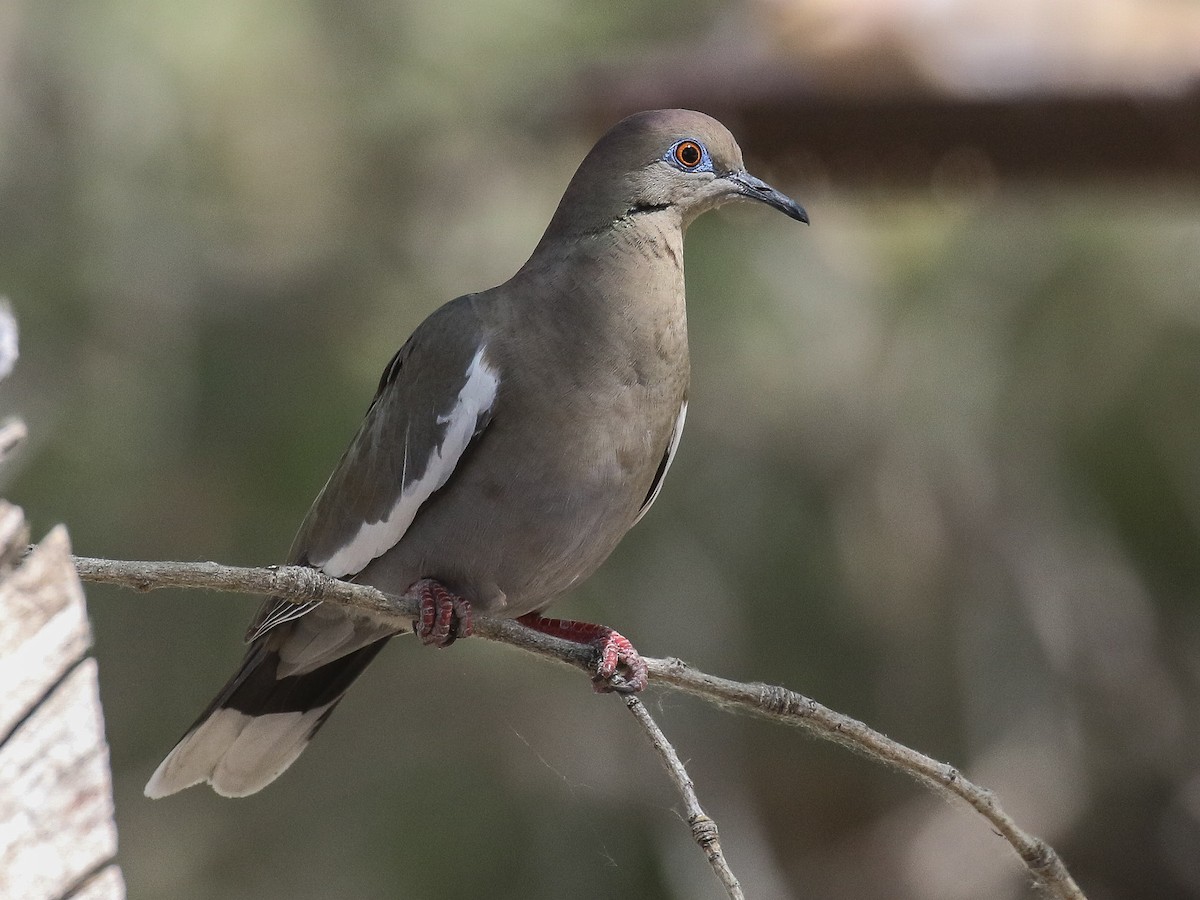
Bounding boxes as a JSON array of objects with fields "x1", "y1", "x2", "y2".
[
  {"x1": 645, "y1": 658, "x2": 1085, "y2": 899},
  {"x1": 71, "y1": 555, "x2": 1086, "y2": 900},
  {"x1": 71, "y1": 556, "x2": 600, "y2": 672},
  {"x1": 625, "y1": 696, "x2": 744, "y2": 900}
]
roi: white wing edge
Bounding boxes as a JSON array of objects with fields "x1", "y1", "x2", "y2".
[
  {"x1": 314, "y1": 344, "x2": 499, "y2": 578},
  {"x1": 633, "y1": 398, "x2": 687, "y2": 526}
]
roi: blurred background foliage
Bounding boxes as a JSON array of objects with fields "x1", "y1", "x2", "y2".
[{"x1": 3, "y1": 0, "x2": 1200, "y2": 898}]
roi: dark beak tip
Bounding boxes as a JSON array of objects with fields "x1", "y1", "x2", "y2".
[
  {"x1": 732, "y1": 171, "x2": 808, "y2": 226},
  {"x1": 770, "y1": 196, "x2": 809, "y2": 226}
]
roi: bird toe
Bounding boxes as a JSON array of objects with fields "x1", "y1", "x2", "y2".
[{"x1": 412, "y1": 579, "x2": 473, "y2": 647}]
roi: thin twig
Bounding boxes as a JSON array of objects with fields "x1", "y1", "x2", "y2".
[
  {"x1": 71, "y1": 557, "x2": 600, "y2": 671},
  {"x1": 71, "y1": 556, "x2": 1086, "y2": 900},
  {"x1": 644, "y1": 659, "x2": 1085, "y2": 899},
  {"x1": 625, "y1": 696, "x2": 744, "y2": 900}
]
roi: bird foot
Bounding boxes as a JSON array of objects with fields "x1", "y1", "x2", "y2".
[
  {"x1": 412, "y1": 579, "x2": 473, "y2": 647},
  {"x1": 516, "y1": 614, "x2": 648, "y2": 693}
]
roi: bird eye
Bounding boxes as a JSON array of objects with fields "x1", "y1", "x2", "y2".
[{"x1": 673, "y1": 140, "x2": 704, "y2": 170}]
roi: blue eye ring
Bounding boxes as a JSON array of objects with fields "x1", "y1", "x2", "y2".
[{"x1": 665, "y1": 139, "x2": 712, "y2": 172}]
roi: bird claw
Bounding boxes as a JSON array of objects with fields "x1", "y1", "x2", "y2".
[
  {"x1": 412, "y1": 579, "x2": 473, "y2": 647},
  {"x1": 591, "y1": 629, "x2": 648, "y2": 694},
  {"x1": 516, "y1": 614, "x2": 648, "y2": 693}
]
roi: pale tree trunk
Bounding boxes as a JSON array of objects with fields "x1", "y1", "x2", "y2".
[
  {"x1": 0, "y1": 299, "x2": 125, "y2": 900},
  {"x1": 0, "y1": 499, "x2": 125, "y2": 900}
]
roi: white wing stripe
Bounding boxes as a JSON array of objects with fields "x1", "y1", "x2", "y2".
[
  {"x1": 634, "y1": 399, "x2": 687, "y2": 525},
  {"x1": 315, "y1": 345, "x2": 499, "y2": 578}
]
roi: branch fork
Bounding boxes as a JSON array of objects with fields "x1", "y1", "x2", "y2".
[{"x1": 72, "y1": 556, "x2": 1086, "y2": 900}]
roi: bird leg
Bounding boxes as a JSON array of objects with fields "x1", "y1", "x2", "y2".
[
  {"x1": 412, "y1": 579, "x2": 473, "y2": 647},
  {"x1": 516, "y1": 614, "x2": 648, "y2": 694}
]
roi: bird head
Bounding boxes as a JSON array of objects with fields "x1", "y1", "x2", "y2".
[{"x1": 543, "y1": 108, "x2": 808, "y2": 240}]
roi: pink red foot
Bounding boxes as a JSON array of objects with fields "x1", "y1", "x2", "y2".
[
  {"x1": 516, "y1": 614, "x2": 648, "y2": 693},
  {"x1": 412, "y1": 579, "x2": 473, "y2": 647}
]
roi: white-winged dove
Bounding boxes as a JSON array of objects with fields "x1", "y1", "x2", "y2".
[{"x1": 146, "y1": 109, "x2": 807, "y2": 798}]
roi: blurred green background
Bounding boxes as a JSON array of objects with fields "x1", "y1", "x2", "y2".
[{"x1": 4, "y1": 1, "x2": 1200, "y2": 898}]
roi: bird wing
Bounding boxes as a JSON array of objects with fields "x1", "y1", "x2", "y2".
[{"x1": 247, "y1": 296, "x2": 497, "y2": 642}]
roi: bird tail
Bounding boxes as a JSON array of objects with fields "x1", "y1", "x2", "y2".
[{"x1": 145, "y1": 610, "x2": 392, "y2": 799}]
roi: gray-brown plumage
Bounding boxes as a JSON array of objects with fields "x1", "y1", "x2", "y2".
[{"x1": 146, "y1": 109, "x2": 807, "y2": 798}]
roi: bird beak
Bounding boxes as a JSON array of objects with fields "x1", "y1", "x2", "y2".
[{"x1": 726, "y1": 171, "x2": 809, "y2": 224}]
